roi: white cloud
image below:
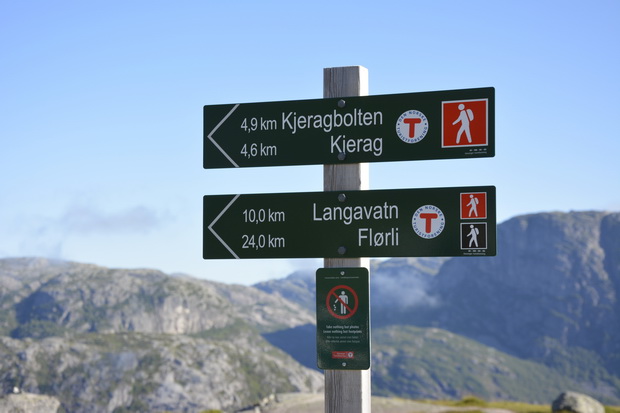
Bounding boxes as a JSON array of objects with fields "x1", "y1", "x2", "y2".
[
  {"x1": 58, "y1": 205, "x2": 167, "y2": 235},
  {"x1": 12, "y1": 204, "x2": 172, "y2": 260}
]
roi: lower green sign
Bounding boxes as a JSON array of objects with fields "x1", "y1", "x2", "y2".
[
  {"x1": 316, "y1": 267, "x2": 370, "y2": 370},
  {"x1": 203, "y1": 186, "x2": 496, "y2": 259}
]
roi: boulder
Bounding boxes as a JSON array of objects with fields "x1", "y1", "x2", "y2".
[
  {"x1": 0, "y1": 392, "x2": 61, "y2": 413},
  {"x1": 552, "y1": 391, "x2": 605, "y2": 413}
]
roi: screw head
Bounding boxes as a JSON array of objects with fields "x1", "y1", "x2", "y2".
[
  {"x1": 338, "y1": 246, "x2": 347, "y2": 255},
  {"x1": 337, "y1": 99, "x2": 346, "y2": 108}
]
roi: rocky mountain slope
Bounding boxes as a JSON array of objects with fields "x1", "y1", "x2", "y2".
[
  {"x1": 256, "y1": 211, "x2": 620, "y2": 404},
  {"x1": 421, "y1": 212, "x2": 620, "y2": 352},
  {"x1": 0, "y1": 258, "x2": 322, "y2": 412},
  {"x1": 0, "y1": 258, "x2": 315, "y2": 336},
  {"x1": 414, "y1": 211, "x2": 620, "y2": 399}
]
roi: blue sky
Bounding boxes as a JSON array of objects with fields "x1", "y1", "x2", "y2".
[{"x1": 2, "y1": 1, "x2": 619, "y2": 285}]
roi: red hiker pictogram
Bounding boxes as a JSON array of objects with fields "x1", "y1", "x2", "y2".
[
  {"x1": 460, "y1": 192, "x2": 487, "y2": 219},
  {"x1": 442, "y1": 99, "x2": 488, "y2": 147}
]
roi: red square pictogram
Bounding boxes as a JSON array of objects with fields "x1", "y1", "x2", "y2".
[
  {"x1": 442, "y1": 99, "x2": 488, "y2": 147},
  {"x1": 460, "y1": 192, "x2": 487, "y2": 219}
]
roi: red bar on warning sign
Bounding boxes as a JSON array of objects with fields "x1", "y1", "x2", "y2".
[{"x1": 332, "y1": 351, "x2": 355, "y2": 359}]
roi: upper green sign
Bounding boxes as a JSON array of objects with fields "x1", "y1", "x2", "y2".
[
  {"x1": 204, "y1": 87, "x2": 494, "y2": 168},
  {"x1": 203, "y1": 186, "x2": 496, "y2": 259}
]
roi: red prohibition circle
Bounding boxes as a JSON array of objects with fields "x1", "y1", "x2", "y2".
[{"x1": 326, "y1": 285, "x2": 358, "y2": 319}]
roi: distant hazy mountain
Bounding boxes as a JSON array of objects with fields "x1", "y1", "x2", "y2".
[{"x1": 253, "y1": 257, "x2": 449, "y2": 316}]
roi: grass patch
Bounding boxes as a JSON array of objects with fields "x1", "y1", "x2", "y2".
[
  {"x1": 422, "y1": 396, "x2": 550, "y2": 413},
  {"x1": 447, "y1": 410, "x2": 485, "y2": 413},
  {"x1": 487, "y1": 401, "x2": 550, "y2": 413},
  {"x1": 456, "y1": 396, "x2": 488, "y2": 406}
]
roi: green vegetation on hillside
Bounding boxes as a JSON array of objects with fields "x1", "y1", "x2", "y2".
[
  {"x1": 372, "y1": 325, "x2": 595, "y2": 403},
  {"x1": 425, "y1": 396, "x2": 548, "y2": 413},
  {"x1": 424, "y1": 396, "x2": 620, "y2": 413}
]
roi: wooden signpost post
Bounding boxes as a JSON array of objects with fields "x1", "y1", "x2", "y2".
[
  {"x1": 203, "y1": 66, "x2": 496, "y2": 412},
  {"x1": 322, "y1": 66, "x2": 371, "y2": 413}
]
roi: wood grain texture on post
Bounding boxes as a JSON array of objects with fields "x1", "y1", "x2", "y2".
[{"x1": 323, "y1": 65, "x2": 371, "y2": 413}]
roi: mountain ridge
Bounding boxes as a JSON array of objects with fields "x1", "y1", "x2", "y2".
[
  {"x1": 1, "y1": 210, "x2": 619, "y2": 410},
  {"x1": 0, "y1": 257, "x2": 323, "y2": 412},
  {"x1": 255, "y1": 210, "x2": 620, "y2": 403}
]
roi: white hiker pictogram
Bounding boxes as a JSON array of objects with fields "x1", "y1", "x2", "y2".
[
  {"x1": 467, "y1": 194, "x2": 479, "y2": 217},
  {"x1": 337, "y1": 291, "x2": 349, "y2": 315},
  {"x1": 467, "y1": 224, "x2": 480, "y2": 247},
  {"x1": 453, "y1": 103, "x2": 474, "y2": 144}
]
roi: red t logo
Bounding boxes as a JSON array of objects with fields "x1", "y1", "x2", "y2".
[
  {"x1": 403, "y1": 117, "x2": 422, "y2": 138},
  {"x1": 419, "y1": 213, "x2": 438, "y2": 233}
]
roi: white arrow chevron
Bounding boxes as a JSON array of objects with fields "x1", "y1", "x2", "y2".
[
  {"x1": 206, "y1": 104, "x2": 239, "y2": 168},
  {"x1": 207, "y1": 194, "x2": 240, "y2": 258}
]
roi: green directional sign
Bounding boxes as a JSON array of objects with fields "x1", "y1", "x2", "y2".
[
  {"x1": 316, "y1": 267, "x2": 370, "y2": 370},
  {"x1": 204, "y1": 87, "x2": 494, "y2": 168},
  {"x1": 203, "y1": 186, "x2": 496, "y2": 259}
]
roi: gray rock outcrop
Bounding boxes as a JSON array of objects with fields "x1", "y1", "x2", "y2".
[{"x1": 552, "y1": 391, "x2": 605, "y2": 413}]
